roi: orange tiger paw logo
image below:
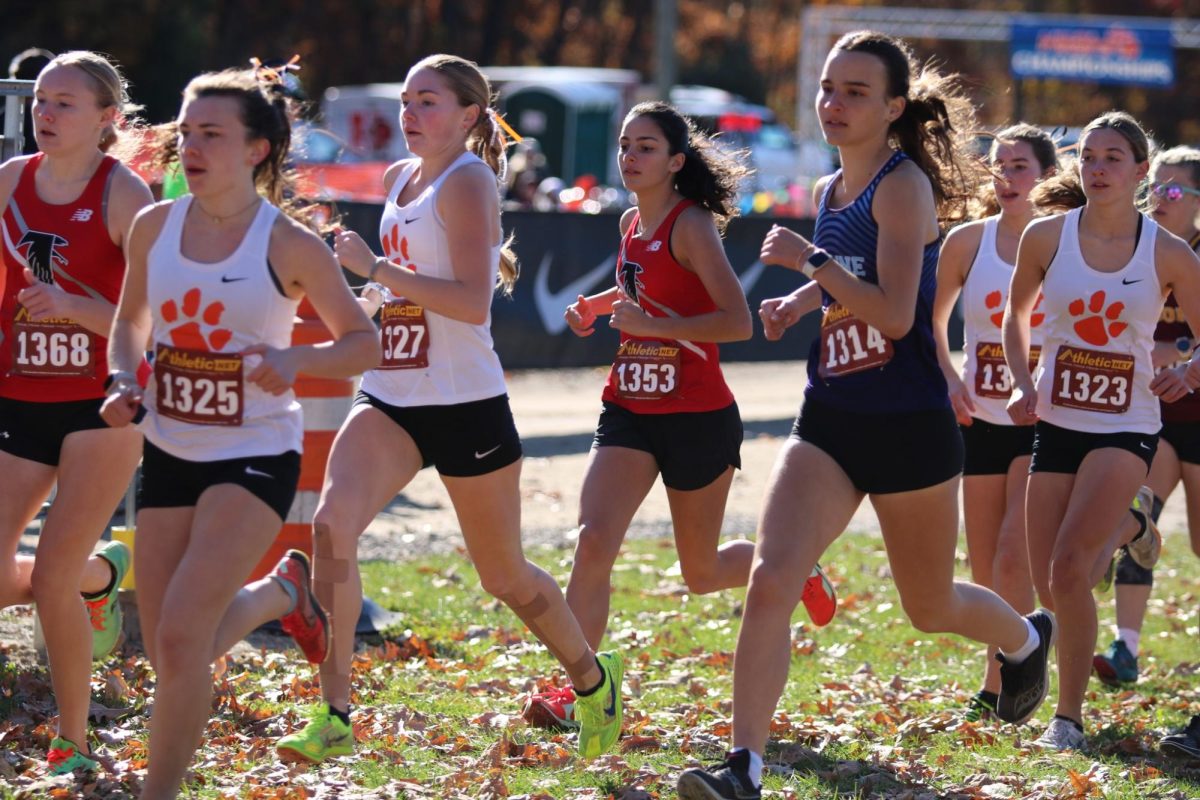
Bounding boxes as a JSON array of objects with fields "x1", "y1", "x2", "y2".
[
  {"x1": 985, "y1": 290, "x2": 1004, "y2": 328},
  {"x1": 160, "y1": 288, "x2": 232, "y2": 351},
  {"x1": 381, "y1": 225, "x2": 418, "y2": 272},
  {"x1": 1068, "y1": 290, "x2": 1126, "y2": 347},
  {"x1": 1030, "y1": 293, "x2": 1045, "y2": 328}
]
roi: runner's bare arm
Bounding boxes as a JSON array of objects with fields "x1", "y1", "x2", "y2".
[
  {"x1": 1003, "y1": 215, "x2": 1060, "y2": 393},
  {"x1": 933, "y1": 223, "x2": 983, "y2": 422}
]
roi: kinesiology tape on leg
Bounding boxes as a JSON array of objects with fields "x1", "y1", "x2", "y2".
[
  {"x1": 500, "y1": 591, "x2": 595, "y2": 677},
  {"x1": 1115, "y1": 548, "x2": 1154, "y2": 586},
  {"x1": 314, "y1": 523, "x2": 355, "y2": 683}
]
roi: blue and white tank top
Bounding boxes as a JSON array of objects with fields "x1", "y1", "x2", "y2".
[{"x1": 804, "y1": 151, "x2": 949, "y2": 414}]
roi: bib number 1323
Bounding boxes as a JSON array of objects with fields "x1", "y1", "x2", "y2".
[{"x1": 819, "y1": 304, "x2": 893, "y2": 378}]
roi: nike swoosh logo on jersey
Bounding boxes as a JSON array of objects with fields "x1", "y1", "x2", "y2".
[
  {"x1": 474, "y1": 444, "x2": 502, "y2": 459},
  {"x1": 1121, "y1": 278, "x2": 1143, "y2": 285},
  {"x1": 405, "y1": 216, "x2": 421, "y2": 224},
  {"x1": 221, "y1": 275, "x2": 250, "y2": 283},
  {"x1": 1140, "y1": 442, "x2": 1151, "y2": 450},
  {"x1": 533, "y1": 253, "x2": 616, "y2": 335},
  {"x1": 244, "y1": 466, "x2": 274, "y2": 478}
]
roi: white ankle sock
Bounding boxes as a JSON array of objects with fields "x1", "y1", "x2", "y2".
[
  {"x1": 1117, "y1": 627, "x2": 1141, "y2": 656},
  {"x1": 1000, "y1": 617, "x2": 1039, "y2": 663},
  {"x1": 747, "y1": 750, "x2": 763, "y2": 788}
]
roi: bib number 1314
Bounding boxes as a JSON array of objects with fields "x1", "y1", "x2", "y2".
[{"x1": 819, "y1": 304, "x2": 893, "y2": 378}]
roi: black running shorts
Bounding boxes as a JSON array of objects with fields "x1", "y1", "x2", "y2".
[
  {"x1": 0, "y1": 396, "x2": 109, "y2": 466},
  {"x1": 592, "y1": 401, "x2": 742, "y2": 491},
  {"x1": 961, "y1": 418, "x2": 1035, "y2": 476},
  {"x1": 138, "y1": 440, "x2": 301, "y2": 520},
  {"x1": 353, "y1": 391, "x2": 522, "y2": 478},
  {"x1": 1030, "y1": 420, "x2": 1157, "y2": 474},
  {"x1": 792, "y1": 397, "x2": 963, "y2": 494},
  {"x1": 1159, "y1": 421, "x2": 1200, "y2": 465}
]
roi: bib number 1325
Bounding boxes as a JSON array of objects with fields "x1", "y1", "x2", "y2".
[{"x1": 819, "y1": 304, "x2": 893, "y2": 378}]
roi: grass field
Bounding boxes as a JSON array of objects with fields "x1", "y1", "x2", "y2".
[{"x1": 1, "y1": 525, "x2": 1198, "y2": 799}]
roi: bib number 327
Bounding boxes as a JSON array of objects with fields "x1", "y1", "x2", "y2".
[
  {"x1": 819, "y1": 304, "x2": 893, "y2": 378},
  {"x1": 154, "y1": 344, "x2": 244, "y2": 426},
  {"x1": 378, "y1": 300, "x2": 430, "y2": 370}
]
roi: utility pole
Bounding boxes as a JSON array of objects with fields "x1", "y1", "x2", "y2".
[{"x1": 655, "y1": 0, "x2": 678, "y2": 100}]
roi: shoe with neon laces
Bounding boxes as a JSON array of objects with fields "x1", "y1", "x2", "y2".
[
  {"x1": 995, "y1": 608, "x2": 1055, "y2": 724},
  {"x1": 270, "y1": 550, "x2": 330, "y2": 664},
  {"x1": 677, "y1": 749, "x2": 762, "y2": 800},
  {"x1": 87, "y1": 541, "x2": 130, "y2": 660},
  {"x1": 1127, "y1": 485, "x2": 1161, "y2": 570},
  {"x1": 801, "y1": 563, "x2": 836, "y2": 627},
  {"x1": 276, "y1": 703, "x2": 354, "y2": 763},
  {"x1": 522, "y1": 684, "x2": 578, "y2": 730},
  {"x1": 962, "y1": 690, "x2": 998, "y2": 723},
  {"x1": 574, "y1": 651, "x2": 623, "y2": 758},
  {"x1": 1092, "y1": 638, "x2": 1138, "y2": 686},
  {"x1": 47, "y1": 736, "x2": 98, "y2": 775}
]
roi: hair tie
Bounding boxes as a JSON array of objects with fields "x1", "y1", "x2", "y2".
[
  {"x1": 488, "y1": 108, "x2": 523, "y2": 144},
  {"x1": 249, "y1": 54, "x2": 301, "y2": 85}
]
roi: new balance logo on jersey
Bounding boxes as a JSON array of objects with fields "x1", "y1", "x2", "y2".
[
  {"x1": 69, "y1": 209, "x2": 94, "y2": 222},
  {"x1": 16, "y1": 230, "x2": 69, "y2": 283},
  {"x1": 646, "y1": 240, "x2": 663, "y2": 252}
]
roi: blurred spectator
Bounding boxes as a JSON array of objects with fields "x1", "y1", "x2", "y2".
[{"x1": 7, "y1": 47, "x2": 54, "y2": 155}]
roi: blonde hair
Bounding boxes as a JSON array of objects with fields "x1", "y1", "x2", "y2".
[
  {"x1": 44, "y1": 51, "x2": 143, "y2": 158},
  {"x1": 409, "y1": 54, "x2": 518, "y2": 294}
]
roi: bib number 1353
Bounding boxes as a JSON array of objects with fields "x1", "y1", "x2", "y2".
[
  {"x1": 819, "y1": 304, "x2": 893, "y2": 378},
  {"x1": 613, "y1": 341, "x2": 680, "y2": 401}
]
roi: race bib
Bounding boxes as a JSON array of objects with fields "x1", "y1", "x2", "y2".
[
  {"x1": 10, "y1": 313, "x2": 94, "y2": 377},
  {"x1": 1050, "y1": 345, "x2": 1133, "y2": 414},
  {"x1": 378, "y1": 300, "x2": 430, "y2": 370},
  {"x1": 974, "y1": 342, "x2": 1042, "y2": 399},
  {"x1": 613, "y1": 341, "x2": 680, "y2": 401},
  {"x1": 818, "y1": 303, "x2": 893, "y2": 378},
  {"x1": 154, "y1": 344, "x2": 244, "y2": 426}
]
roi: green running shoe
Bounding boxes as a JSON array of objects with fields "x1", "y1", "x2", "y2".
[
  {"x1": 47, "y1": 736, "x2": 98, "y2": 775},
  {"x1": 87, "y1": 541, "x2": 130, "y2": 660},
  {"x1": 276, "y1": 704, "x2": 354, "y2": 763},
  {"x1": 574, "y1": 651, "x2": 623, "y2": 758},
  {"x1": 963, "y1": 690, "x2": 998, "y2": 723}
]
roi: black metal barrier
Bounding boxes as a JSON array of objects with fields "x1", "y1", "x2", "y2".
[{"x1": 337, "y1": 204, "x2": 963, "y2": 369}]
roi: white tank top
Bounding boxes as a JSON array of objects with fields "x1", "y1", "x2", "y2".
[
  {"x1": 359, "y1": 151, "x2": 507, "y2": 407},
  {"x1": 142, "y1": 197, "x2": 303, "y2": 460},
  {"x1": 961, "y1": 218, "x2": 1045, "y2": 426},
  {"x1": 1034, "y1": 207, "x2": 1165, "y2": 434}
]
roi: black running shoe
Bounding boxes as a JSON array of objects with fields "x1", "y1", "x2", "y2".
[
  {"x1": 677, "y1": 749, "x2": 761, "y2": 800},
  {"x1": 995, "y1": 608, "x2": 1056, "y2": 725},
  {"x1": 1161, "y1": 715, "x2": 1200, "y2": 759}
]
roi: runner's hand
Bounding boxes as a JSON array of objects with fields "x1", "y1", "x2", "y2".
[
  {"x1": 1006, "y1": 383, "x2": 1038, "y2": 425},
  {"x1": 761, "y1": 225, "x2": 813, "y2": 271},
  {"x1": 1152, "y1": 363, "x2": 1194, "y2": 403},
  {"x1": 100, "y1": 380, "x2": 143, "y2": 428},
  {"x1": 243, "y1": 343, "x2": 299, "y2": 395},
  {"x1": 946, "y1": 373, "x2": 976, "y2": 426},
  {"x1": 609, "y1": 288, "x2": 656, "y2": 337},
  {"x1": 759, "y1": 295, "x2": 801, "y2": 341},
  {"x1": 565, "y1": 294, "x2": 596, "y2": 337},
  {"x1": 18, "y1": 268, "x2": 76, "y2": 321},
  {"x1": 333, "y1": 228, "x2": 378, "y2": 277}
]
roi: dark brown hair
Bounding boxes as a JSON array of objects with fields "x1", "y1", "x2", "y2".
[
  {"x1": 832, "y1": 31, "x2": 985, "y2": 223},
  {"x1": 1031, "y1": 111, "x2": 1153, "y2": 214},
  {"x1": 972, "y1": 123, "x2": 1060, "y2": 217},
  {"x1": 623, "y1": 101, "x2": 751, "y2": 233}
]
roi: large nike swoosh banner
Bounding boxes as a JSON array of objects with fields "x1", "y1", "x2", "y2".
[{"x1": 335, "y1": 204, "x2": 963, "y2": 369}]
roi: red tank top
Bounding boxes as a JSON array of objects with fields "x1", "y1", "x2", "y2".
[
  {"x1": 1158, "y1": 233, "x2": 1200, "y2": 424},
  {"x1": 601, "y1": 200, "x2": 734, "y2": 414},
  {"x1": 0, "y1": 154, "x2": 125, "y2": 401}
]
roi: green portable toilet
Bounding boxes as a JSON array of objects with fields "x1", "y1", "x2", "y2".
[{"x1": 503, "y1": 83, "x2": 619, "y2": 184}]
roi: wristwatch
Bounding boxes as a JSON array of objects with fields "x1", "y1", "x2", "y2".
[
  {"x1": 103, "y1": 370, "x2": 137, "y2": 393},
  {"x1": 1176, "y1": 336, "x2": 1193, "y2": 359},
  {"x1": 801, "y1": 249, "x2": 832, "y2": 279}
]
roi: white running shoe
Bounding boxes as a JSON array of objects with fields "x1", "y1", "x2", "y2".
[{"x1": 1034, "y1": 717, "x2": 1086, "y2": 751}]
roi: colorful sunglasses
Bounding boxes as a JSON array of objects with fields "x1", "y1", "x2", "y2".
[{"x1": 1151, "y1": 182, "x2": 1200, "y2": 202}]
